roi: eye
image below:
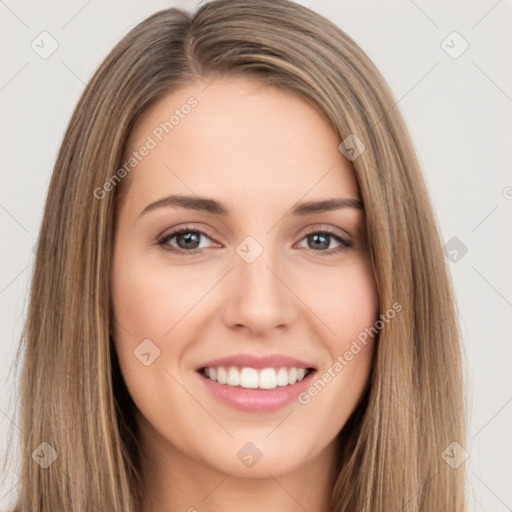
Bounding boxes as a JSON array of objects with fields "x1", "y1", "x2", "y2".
[
  {"x1": 156, "y1": 225, "x2": 353, "y2": 256},
  {"x1": 157, "y1": 225, "x2": 217, "y2": 257},
  {"x1": 296, "y1": 227, "x2": 353, "y2": 255}
]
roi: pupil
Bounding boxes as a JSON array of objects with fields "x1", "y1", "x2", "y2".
[
  {"x1": 310, "y1": 233, "x2": 329, "y2": 250},
  {"x1": 179, "y1": 232, "x2": 200, "y2": 249}
]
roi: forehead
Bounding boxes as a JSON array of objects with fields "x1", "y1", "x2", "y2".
[{"x1": 121, "y1": 76, "x2": 360, "y2": 215}]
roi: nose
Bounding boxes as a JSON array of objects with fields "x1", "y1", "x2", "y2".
[{"x1": 221, "y1": 244, "x2": 296, "y2": 336}]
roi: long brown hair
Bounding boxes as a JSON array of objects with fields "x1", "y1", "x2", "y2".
[{"x1": 4, "y1": 0, "x2": 467, "y2": 510}]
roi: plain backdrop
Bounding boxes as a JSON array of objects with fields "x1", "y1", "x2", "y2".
[{"x1": 1, "y1": 0, "x2": 511, "y2": 510}]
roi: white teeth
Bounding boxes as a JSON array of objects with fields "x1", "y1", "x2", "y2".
[
  {"x1": 259, "y1": 368, "x2": 276, "y2": 389},
  {"x1": 217, "y1": 367, "x2": 227, "y2": 385},
  {"x1": 227, "y1": 367, "x2": 240, "y2": 386},
  {"x1": 276, "y1": 368, "x2": 289, "y2": 386},
  {"x1": 240, "y1": 367, "x2": 259, "y2": 388},
  {"x1": 202, "y1": 366, "x2": 311, "y2": 389},
  {"x1": 288, "y1": 367, "x2": 298, "y2": 385}
]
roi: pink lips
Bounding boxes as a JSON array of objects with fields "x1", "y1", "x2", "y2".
[
  {"x1": 195, "y1": 353, "x2": 317, "y2": 413},
  {"x1": 197, "y1": 371, "x2": 315, "y2": 412}
]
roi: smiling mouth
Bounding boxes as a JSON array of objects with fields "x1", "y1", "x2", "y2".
[{"x1": 198, "y1": 366, "x2": 316, "y2": 390}]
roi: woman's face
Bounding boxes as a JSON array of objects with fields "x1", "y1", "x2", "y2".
[{"x1": 111, "y1": 76, "x2": 378, "y2": 481}]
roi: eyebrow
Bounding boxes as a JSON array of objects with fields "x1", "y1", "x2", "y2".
[{"x1": 138, "y1": 194, "x2": 364, "y2": 218}]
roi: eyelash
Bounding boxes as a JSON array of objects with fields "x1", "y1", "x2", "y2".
[{"x1": 156, "y1": 224, "x2": 353, "y2": 257}]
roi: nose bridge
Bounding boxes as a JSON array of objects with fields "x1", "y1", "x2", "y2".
[{"x1": 223, "y1": 233, "x2": 293, "y2": 332}]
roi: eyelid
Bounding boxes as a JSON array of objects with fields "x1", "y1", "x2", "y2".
[{"x1": 300, "y1": 223, "x2": 352, "y2": 241}]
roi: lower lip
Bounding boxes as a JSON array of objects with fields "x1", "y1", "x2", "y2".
[{"x1": 197, "y1": 370, "x2": 316, "y2": 412}]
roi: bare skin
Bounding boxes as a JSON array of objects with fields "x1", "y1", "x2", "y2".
[{"x1": 110, "y1": 76, "x2": 379, "y2": 512}]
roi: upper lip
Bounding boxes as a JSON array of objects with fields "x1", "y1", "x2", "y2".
[{"x1": 196, "y1": 353, "x2": 316, "y2": 371}]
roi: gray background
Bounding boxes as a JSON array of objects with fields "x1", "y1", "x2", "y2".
[{"x1": 1, "y1": 0, "x2": 511, "y2": 510}]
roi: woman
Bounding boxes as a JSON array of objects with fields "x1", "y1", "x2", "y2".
[{"x1": 5, "y1": 0, "x2": 467, "y2": 510}]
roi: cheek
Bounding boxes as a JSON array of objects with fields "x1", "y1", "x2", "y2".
[
  {"x1": 338, "y1": 262, "x2": 379, "y2": 341},
  {"x1": 300, "y1": 254, "x2": 379, "y2": 344},
  {"x1": 111, "y1": 250, "x2": 202, "y2": 342},
  {"x1": 110, "y1": 248, "x2": 172, "y2": 374},
  {"x1": 109, "y1": 253, "x2": 197, "y2": 422},
  {"x1": 110, "y1": 250, "x2": 222, "y2": 387},
  {"x1": 296, "y1": 254, "x2": 378, "y2": 398}
]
